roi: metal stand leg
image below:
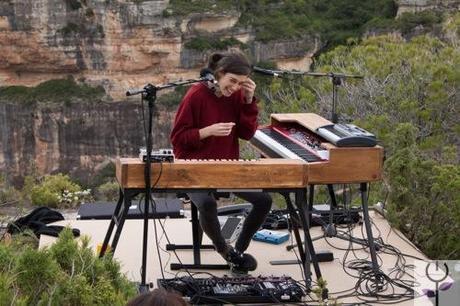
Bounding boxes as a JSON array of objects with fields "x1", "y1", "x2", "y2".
[
  {"x1": 360, "y1": 183, "x2": 379, "y2": 273},
  {"x1": 270, "y1": 192, "x2": 305, "y2": 265},
  {"x1": 100, "y1": 189, "x2": 132, "y2": 257},
  {"x1": 296, "y1": 189, "x2": 322, "y2": 284}
]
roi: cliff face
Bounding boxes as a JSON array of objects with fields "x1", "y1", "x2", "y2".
[
  {"x1": 0, "y1": 0, "x2": 322, "y2": 185},
  {"x1": 0, "y1": 101, "x2": 174, "y2": 186},
  {"x1": 397, "y1": 0, "x2": 460, "y2": 15},
  {"x1": 0, "y1": 0, "x2": 320, "y2": 99}
]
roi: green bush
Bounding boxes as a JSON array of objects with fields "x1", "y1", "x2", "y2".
[
  {"x1": 261, "y1": 18, "x2": 460, "y2": 258},
  {"x1": 0, "y1": 228, "x2": 136, "y2": 305},
  {"x1": 96, "y1": 181, "x2": 119, "y2": 201},
  {"x1": 166, "y1": 0, "x2": 397, "y2": 48},
  {"x1": 396, "y1": 10, "x2": 443, "y2": 35},
  {"x1": 0, "y1": 77, "x2": 106, "y2": 104},
  {"x1": 30, "y1": 174, "x2": 82, "y2": 208},
  {"x1": 15, "y1": 247, "x2": 60, "y2": 301}
]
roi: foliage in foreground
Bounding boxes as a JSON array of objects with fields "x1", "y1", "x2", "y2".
[{"x1": 0, "y1": 228, "x2": 136, "y2": 305}]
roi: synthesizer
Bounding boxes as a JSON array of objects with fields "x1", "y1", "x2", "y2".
[
  {"x1": 250, "y1": 113, "x2": 383, "y2": 184},
  {"x1": 158, "y1": 275, "x2": 306, "y2": 304},
  {"x1": 316, "y1": 123, "x2": 376, "y2": 147}
]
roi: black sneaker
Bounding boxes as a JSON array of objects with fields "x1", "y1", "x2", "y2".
[{"x1": 224, "y1": 247, "x2": 257, "y2": 275}]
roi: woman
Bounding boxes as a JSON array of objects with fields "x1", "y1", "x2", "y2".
[{"x1": 170, "y1": 51, "x2": 272, "y2": 274}]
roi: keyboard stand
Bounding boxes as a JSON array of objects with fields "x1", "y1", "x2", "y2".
[
  {"x1": 279, "y1": 183, "x2": 380, "y2": 275},
  {"x1": 99, "y1": 187, "x2": 322, "y2": 290}
]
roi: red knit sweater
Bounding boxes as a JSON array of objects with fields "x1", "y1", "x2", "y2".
[{"x1": 170, "y1": 83, "x2": 259, "y2": 159}]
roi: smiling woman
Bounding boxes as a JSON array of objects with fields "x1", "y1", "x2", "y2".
[{"x1": 169, "y1": 51, "x2": 272, "y2": 275}]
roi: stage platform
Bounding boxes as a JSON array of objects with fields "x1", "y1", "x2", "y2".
[{"x1": 40, "y1": 211, "x2": 435, "y2": 305}]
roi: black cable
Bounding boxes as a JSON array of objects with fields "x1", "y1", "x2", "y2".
[{"x1": 151, "y1": 198, "x2": 166, "y2": 280}]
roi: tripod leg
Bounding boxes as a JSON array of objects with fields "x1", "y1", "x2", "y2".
[
  {"x1": 295, "y1": 189, "x2": 322, "y2": 286},
  {"x1": 100, "y1": 189, "x2": 124, "y2": 257},
  {"x1": 282, "y1": 192, "x2": 305, "y2": 260},
  {"x1": 111, "y1": 190, "x2": 133, "y2": 253}
]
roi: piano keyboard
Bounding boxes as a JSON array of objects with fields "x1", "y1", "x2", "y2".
[{"x1": 252, "y1": 128, "x2": 326, "y2": 162}]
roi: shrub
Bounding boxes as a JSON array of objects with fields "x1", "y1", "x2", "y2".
[
  {"x1": 397, "y1": 10, "x2": 443, "y2": 35},
  {"x1": 96, "y1": 181, "x2": 119, "y2": 201},
  {"x1": 0, "y1": 78, "x2": 106, "y2": 104},
  {"x1": 263, "y1": 26, "x2": 460, "y2": 258},
  {"x1": 0, "y1": 228, "x2": 136, "y2": 305},
  {"x1": 15, "y1": 247, "x2": 60, "y2": 301},
  {"x1": 30, "y1": 174, "x2": 82, "y2": 208}
]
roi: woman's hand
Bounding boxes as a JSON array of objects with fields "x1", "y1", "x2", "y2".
[
  {"x1": 241, "y1": 78, "x2": 256, "y2": 104},
  {"x1": 199, "y1": 122, "x2": 236, "y2": 139}
]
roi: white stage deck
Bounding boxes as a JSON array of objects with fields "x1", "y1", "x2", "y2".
[{"x1": 40, "y1": 211, "x2": 435, "y2": 305}]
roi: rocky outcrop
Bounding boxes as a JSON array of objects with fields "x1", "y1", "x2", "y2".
[
  {"x1": 0, "y1": 0, "x2": 320, "y2": 100},
  {"x1": 0, "y1": 101, "x2": 174, "y2": 186},
  {"x1": 0, "y1": 0, "x2": 322, "y2": 185},
  {"x1": 397, "y1": 0, "x2": 460, "y2": 15}
]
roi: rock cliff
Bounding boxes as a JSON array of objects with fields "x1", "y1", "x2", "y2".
[
  {"x1": 0, "y1": 0, "x2": 322, "y2": 185},
  {"x1": 0, "y1": 101, "x2": 174, "y2": 186},
  {"x1": 0, "y1": 0, "x2": 320, "y2": 99},
  {"x1": 397, "y1": 0, "x2": 460, "y2": 15}
]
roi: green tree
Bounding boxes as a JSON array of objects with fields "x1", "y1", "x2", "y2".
[{"x1": 262, "y1": 13, "x2": 460, "y2": 258}]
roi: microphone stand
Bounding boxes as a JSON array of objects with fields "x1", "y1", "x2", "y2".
[
  {"x1": 126, "y1": 77, "x2": 209, "y2": 292},
  {"x1": 252, "y1": 67, "x2": 363, "y2": 123},
  {"x1": 308, "y1": 72, "x2": 363, "y2": 123}
]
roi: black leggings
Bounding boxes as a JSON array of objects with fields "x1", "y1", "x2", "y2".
[{"x1": 187, "y1": 192, "x2": 272, "y2": 254}]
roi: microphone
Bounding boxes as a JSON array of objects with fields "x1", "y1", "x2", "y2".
[
  {"x1": 200, "y1": 68, "x2": 217, "y2": 84},
  {"x1": 252, "y1": 66, "x2": 281, "y2": 77}
]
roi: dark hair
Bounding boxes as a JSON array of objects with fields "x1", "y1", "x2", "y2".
[
  {"x1": 125, "y1": 288, "x2": 189, "y2": 306},
  {"x1": 207, "y1": 51, "x2": 252, "y2": 76}
]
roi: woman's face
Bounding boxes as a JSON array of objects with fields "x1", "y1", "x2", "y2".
[{"x1": 216, "y1": 72, "x2": 249, "y2": 97}]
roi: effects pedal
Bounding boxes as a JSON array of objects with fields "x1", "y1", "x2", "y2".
[
  {"x1": 139, "y1": 148, "x2": 175, "y2": 163},
  {"x1": 220, "y1": 216, "x2": 244, "y2": 243},
  {"x1": 158, "y1": 275, "x2": 306, "y2": 304},
  {"x1": 253, "y1": 229, "x2": 290, "y2": 244}
]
